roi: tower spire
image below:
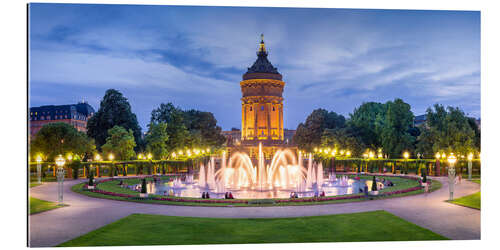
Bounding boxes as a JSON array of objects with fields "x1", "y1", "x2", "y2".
[{"x1": 258, "y1": 33, "x2": 266, "y2": 53}]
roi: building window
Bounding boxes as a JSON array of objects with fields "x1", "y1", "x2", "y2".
[
  {"x1": 249, "y1": 106, "x2": 253, "y2": 111},
  {"x1": 261, "y1": 106, "x2": 264, "y2": 111},
  {"x1": 272, "y1": 106, "x2": 275, "y2": 111}
]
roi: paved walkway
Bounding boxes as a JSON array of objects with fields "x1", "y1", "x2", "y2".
[{"x1": 29, "y1": 176, "x2": 480, "y2": 247}]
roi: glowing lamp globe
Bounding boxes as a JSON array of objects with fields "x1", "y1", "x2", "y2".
[
  {"x1": 55, "y1": 155, "x2": 66, "y2": 167},
  {"x1": 403, "y1": 152, "x2": 409, "y2": 159},
  {"x1": 36, "y1": 155, "x2": 42, "y2": 163},
  {"x1": 447, "y1": 153, "x2": 457, "y2": 165}
]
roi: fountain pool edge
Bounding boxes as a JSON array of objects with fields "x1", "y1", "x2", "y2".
[{"x1": 71, "y1": 175, "x2": 439, "y2": 207}]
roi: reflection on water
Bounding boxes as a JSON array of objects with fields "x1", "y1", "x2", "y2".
[{"x1": 129, "y1": 176, "x2": 384, "y2": 199}]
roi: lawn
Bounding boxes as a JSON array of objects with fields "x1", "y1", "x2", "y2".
[
  {"x1": 59, "y1": 211, "x2": 447, "y2": 246},
  {"x1": 471, "y1": 179, "x2": 480, "y2": 184},
  {"x1": 29, "y1": 197, "x2": 63, "y2": 214},
  {"x1": 30, "y1": 183, "x2": 42, "y2": 188},
  {"x1": 450, "y1": 192, "x2": 481, "y2": 210}
]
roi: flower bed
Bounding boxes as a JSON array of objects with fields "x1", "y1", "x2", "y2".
[{"x1": 81, "y1": 175, "x2": 426, "y2": 205}]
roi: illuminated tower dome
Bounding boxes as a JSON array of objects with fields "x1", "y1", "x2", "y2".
[{"x1": 240, "y1": 34, "x2": 285, "y2": 145}]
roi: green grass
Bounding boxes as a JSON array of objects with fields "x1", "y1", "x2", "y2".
[
  {"x1": 30, "y1": 183, "x2": 42, "y2": 188},
  {"x1": 29, "y1": 197, "x2": 64, "y2": 214},
  {"x1": 59, "y1": 211, "x2": 447, "y2": 246},
  {"x1": 449, "y1": 192, "x2": 481, "y2": 210},
  {"x1": 471, "y1": 179, "x2": 481, "y2": 184}
]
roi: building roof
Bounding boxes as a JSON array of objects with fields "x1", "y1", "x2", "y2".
[
  {"x1": 29, "y1": 102, "x2": 95, "y2": 121},
  {"x1": 243, "y1": 34, "x2": 282, "y2": 81}
]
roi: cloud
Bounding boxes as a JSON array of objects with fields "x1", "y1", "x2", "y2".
[{"x1": 28, "y1": 4, "x2": 480, "y2": 129}]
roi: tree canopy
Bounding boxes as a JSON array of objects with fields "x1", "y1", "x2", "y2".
[
  {"x1": 293, "y1": 109, "x2": 346, "y2": 150},
  {"x1": 87, "y1": 89, "x2": 142, "y2": 150},
  {"x1": 30, "y1": 122, "x2": 95, "y2": 161},
  {"x1": 380, "y1": 99, "x2": 415, "y2": 158},
  {"x1": 150, "y1": 103, "x2": 225, "y2": 152},
  {"x1": 416, "y1": 104, "x2": 477, "y2": 157},
  {"x1": 348, "y1": 102, "x2": 386, "y2": 148},
  {"x1": 101, "y1": 125, "x2": 136, "y2": 161},
  {"x1": 145, "y1": 122, "x2": 169, "y2": 159},
  {"x1": 321, "y1": 126, "x2": 365, "y2": 156}
]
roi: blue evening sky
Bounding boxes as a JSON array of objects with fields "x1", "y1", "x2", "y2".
[{"x1": 28, "y1": 4, "x2": 480, "y2": 131}]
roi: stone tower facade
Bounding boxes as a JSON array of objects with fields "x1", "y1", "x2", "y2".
[{"x1": 240, "y1": 35, "x2": 285, "y2": 146}]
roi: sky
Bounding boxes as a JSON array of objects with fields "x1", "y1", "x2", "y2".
[{"x1": 28, "y1": 4, "x2": 480, "y2": 131}]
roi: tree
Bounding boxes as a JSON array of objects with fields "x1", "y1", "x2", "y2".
[
  {"x1": 101, "y1": 126, "x2": 136, "y2": 161},
  {"x1": 150, "y1": 103, "x2": 190, "y2": 152},
  {"x1": 380, "y1": 99, "x2": 415, "y2": 158},
  {"x1": 30, "y1": 122, "x2": 95, "y2": 161},
  {"x1": 145, "y1": 122, "x2": 169, "y2": 159},
  {"x1": 183, "y1": 109, "x2": 226, "y2": 147},
  {"x1": 87, "y1": 89, "x2": 142, "y2": 150},
  {"x1": 416, "y1": 104, "x2": 477, "y2": 156},
  {"x1": 348, "y1": 102, "x2": 386, "y2": 149},
  {"x1": 467, "y1": 117, "x2": 481, "y2": 151},
  {"x1": 321, "y1": 126, "x2": 365, "y2": 157},
  {"x1": 293, "y1": 109, "x2": 346, "y2": 150},
  {"x1": 150, "y1": 103, "x2": 226, "y2": 151}
]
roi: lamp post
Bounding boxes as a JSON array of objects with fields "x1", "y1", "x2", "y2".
[
  {"x1": 447, "y1": 153, "x2": 457, "y2": 201},
  {"x1": 403, "y1": 151, "x2": 409, "y2": 175},
  {"x1": 94, "y1": 154, "x2": 101, "y2": 177},
  {"x1": 36, "y1": 155, "x2": 42, "y2": 184},
  {"x1": 467, "y1": 153, "x2": 473, "y2": 181},
  {"x1": 108, "y1": 153, "x2": 115, "y2": 177},
  {"x1": 441, "y1": 153, "x2": 447, "y2": 176},
  {"x1": 147, "y1": 153, "x2": 153, "y2": 175},
  {"x1": 55, "y1": 155, "x2": 66, "y2": 205},
  {"x1": 435, "y1": 152, "x2": 441, "y2": 176}
]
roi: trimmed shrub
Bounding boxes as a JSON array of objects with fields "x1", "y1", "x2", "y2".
[
  {"x1": 422, "y1": 169, "x2": 427, "y2": 183},
  {"x1": 371, "y1": 175, "x2": 377, "y2": 191},
  {"x1": 89, "y1": 172, "x2": 94, "y2": 186},
  {"x1": 141, "y1": 178, "x2": 147, "y2": 194}
]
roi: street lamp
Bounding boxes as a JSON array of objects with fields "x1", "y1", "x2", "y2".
[
  {"x1": 447, "y1": 153, "x2": 457, "y2": 201},
  {"x1": 467, "y1": 153, "x2": 473, "y2": 181},
  {"x1": 55, "y1": 155, "x2": 66, "y2": 205},
  {"x1": 36, "y1": 155, "x2": 43, "y2": 184},
  {"x1": 403, "y1": 151, "x2": 410, "y2": 175},
  {"x1": 403, "y1": 151, "x2": 410, "y2": 159},
  {"x1": 435, "y1": 152, "x2": 441, "y2": 176},
  {"x1": 346, "y1": 150, "x2": 351, "y2": 157}
]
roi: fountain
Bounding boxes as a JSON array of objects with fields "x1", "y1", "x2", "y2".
[
  {"x1": 185, "y1": 174, "x2": 194, "y2": 184},
  {"x1": 206, "y1": 157, "x2": 216, "y2": 189},
  {"x1": 198, "y1": 163, "x2": 206, "y2": 188},
  {"x1": 172, "y1": 178, "x2": 183, "y2": 189},
  {"x1": 317, "y1": 162, "x2": 324, "y2": 187},
  {"x1": 140, "y1": 144, "x2": 375, "y2": 199}
]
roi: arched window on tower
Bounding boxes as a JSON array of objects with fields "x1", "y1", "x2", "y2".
[{"x1": 250, "y1": 106, "x2": 253, "y2": 111}]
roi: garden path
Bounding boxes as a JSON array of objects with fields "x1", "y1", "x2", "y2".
[{"x1": 29, "y1": 176, "x2": 480, "y2": 247}]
